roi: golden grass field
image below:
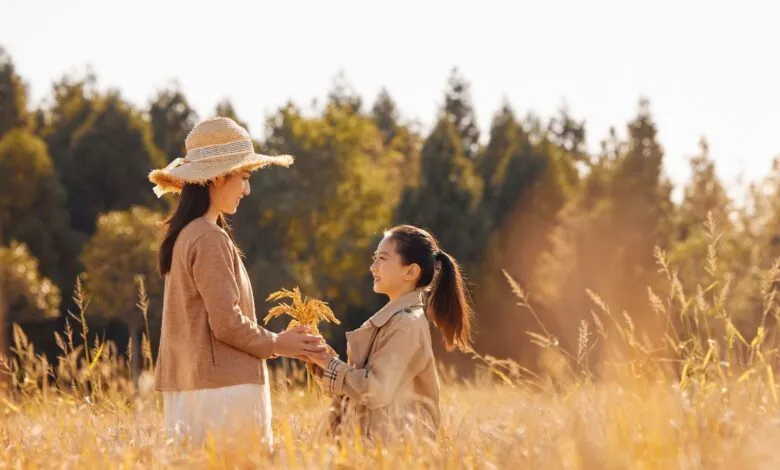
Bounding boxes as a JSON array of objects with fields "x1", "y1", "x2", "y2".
[
  {"x1": 2, "y1": 366, "x2": 780, "y2": 469},
  {"x1": 3, "y1": 237, "x2": 780, "y2": 469}
]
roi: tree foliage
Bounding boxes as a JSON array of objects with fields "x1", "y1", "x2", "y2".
[{"x1": 0, "y1": 48, "x2": 777, "y2": 377}]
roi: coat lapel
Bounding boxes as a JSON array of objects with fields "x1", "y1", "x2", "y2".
[
  {"x1": 345, "y1": 325, "x2": 376, "y2": 367},
  {"x1": 345, "y1": 290, "x2": 425, "y2": 367}
]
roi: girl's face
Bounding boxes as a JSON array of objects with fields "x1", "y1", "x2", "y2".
[
  {"x1": 370, "y1": 235, "x2": 420, "y2": 301},
  {"x1": 209, "y1": 170, "x2": 251, "y2": 215}
]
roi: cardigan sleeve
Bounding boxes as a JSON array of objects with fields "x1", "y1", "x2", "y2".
[{"x1": 191, "y1": 230, "x2": 277, "y2": 359}]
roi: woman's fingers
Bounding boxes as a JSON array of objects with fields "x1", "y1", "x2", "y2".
[
  {"x1": 279, "y1": 327, "x2": 329, "y2": 357},
  {"x1": 288, "y1": 325, "x2": 312, "y2": 334},
  {"x1": 304, "y1": 344, "x2": 326, "y2": 354},
  {"x1": 286, "y1": 327, "x2": 324, "y2": 344},
  {"x1": 302, "y1": 334, "x2": 324, "y2": 344}
]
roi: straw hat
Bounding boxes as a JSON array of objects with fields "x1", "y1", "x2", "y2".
[{"x1": 148, "y1": 117, "x2": 294, "y2": 197}]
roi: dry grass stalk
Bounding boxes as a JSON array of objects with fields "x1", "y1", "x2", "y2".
[
  {"x1": 1, "y1": 216, "x2": 780, "y2": 467},
  {"x1": 264, "y1": 287, "x2": 341, "y2": 391}
]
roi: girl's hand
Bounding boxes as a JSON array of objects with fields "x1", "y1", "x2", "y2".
[{"x1": 306, "y1": 349, "x2": 335, "y2": 369}]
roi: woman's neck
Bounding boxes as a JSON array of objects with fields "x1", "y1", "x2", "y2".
[{"x1": 203, "y1": 207, "x2": 220, "y2": 225}]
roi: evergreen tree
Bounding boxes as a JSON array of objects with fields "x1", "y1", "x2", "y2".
[
  {"x1": 372, "y1": 88, "x2": 400, "y2": 147},
  {"x1": 149, "y1": 83, "x2": 198, "y2": 162},
  {"x1": 473, "y1": 108, "x2": 577, "y2": 363},
  {"x1": 444, "y1": 68, "x2": 480, "y2": 161},
  {"x1": 535, "y1": 99, "x2": 674, "y2": 361},
  {"x1": 397, "y1": 117, "x2": 483, "y2": 265},
  {"x1": 64, "y1": 92, "x2": 165, "y2": 235},
  {"x1": 0, "y1": 46, "x2": 30, "y2": 137},
  {"x1": 0, "y1": 129, "x2": 76, "y2": 287},
  {"x1": 371, "y1": 88, "x2": 422, "y2": 186}
]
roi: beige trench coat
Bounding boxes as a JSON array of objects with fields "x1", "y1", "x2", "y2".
[{"x1": 320, "y1": 290, "x2": 441, "y2": 443}]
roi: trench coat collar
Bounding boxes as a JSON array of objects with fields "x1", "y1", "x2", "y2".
[{"x1": 368, "y1": 290, "x2": 425, "y2": 328}]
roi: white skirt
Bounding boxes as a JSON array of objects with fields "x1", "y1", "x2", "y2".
[{"x1": 163, "y1": 377, "x2": 273, "y2": 447}]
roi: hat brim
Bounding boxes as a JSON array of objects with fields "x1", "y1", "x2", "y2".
[{"x1": 149, "y1": 152, "x2": 294, "y2": 198}]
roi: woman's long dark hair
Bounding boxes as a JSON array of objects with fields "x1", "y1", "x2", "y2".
[
  {"x1": 158, "y1": 183, "x2": 229, "y2": 275},
  {"x1": 385, "y1": 225, "x2": 474, "y2": 352}
]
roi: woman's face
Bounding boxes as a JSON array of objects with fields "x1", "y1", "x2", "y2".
[{"x1": 209, "y1": 170, "x2": 251, "y2": 215}]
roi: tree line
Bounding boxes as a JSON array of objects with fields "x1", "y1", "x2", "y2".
[{"x1": 1, "y1": 44, "x2": 779, "y2": 377}]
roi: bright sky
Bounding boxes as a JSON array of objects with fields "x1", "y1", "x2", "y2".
[{"x1": 2, "y1": 0, "x2": 778, "y2": 202}]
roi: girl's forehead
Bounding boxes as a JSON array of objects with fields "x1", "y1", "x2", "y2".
[{"x1": 376, "y1": 236, "x2": 396, "y2": 253}]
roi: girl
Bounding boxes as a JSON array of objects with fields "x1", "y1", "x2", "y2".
[
  {"x1": 308, "y1": 225, "x2": 474, "y2": 443},
  {"x1": 149, "y1": 117, "x2": 325, "y2": 446}
]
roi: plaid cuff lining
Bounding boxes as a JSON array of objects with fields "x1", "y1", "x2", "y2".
[{"x1": 323, "y1": 357, "x2": 347, "y2": 394}]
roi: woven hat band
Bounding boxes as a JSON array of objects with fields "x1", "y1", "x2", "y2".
[{"x1": 185, "y1": 139, "x2": 253, "y2": 163}]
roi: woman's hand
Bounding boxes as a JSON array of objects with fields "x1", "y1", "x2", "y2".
[{"x1": 272, "y1": 326, "x2": 326, "y2": 358}]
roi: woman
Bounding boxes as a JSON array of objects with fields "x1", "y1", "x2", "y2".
[
  {"x1": 307, "y1": 225, "x2": 474, "y2": 443},
  {"x1": 149, "y1": 117, "x2": 325, "y2": 447}
]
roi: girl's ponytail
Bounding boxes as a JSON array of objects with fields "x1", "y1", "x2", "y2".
[
  {"x1": 429, "y1": 250, "x2": 473, "y2": 352},
  {"x1": 385, "y1": 225, "x2": 474, "y2": 352}
]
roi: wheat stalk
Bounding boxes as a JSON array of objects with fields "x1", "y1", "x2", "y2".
[{"x1": 263, "y1": 287, "x2": 341, "y2": 392}]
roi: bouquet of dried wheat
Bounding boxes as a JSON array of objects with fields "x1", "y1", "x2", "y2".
[{"x1": 263, "y1": 287, "x2": 340, "y2": 392}]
